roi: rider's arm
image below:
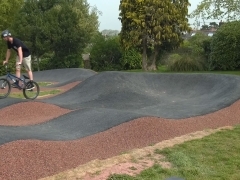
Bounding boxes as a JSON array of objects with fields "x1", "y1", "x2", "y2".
[
  {"x1": 17, "y1": 47, "x2": 23, "y2": 64},
  {"x1": 4, "y1": 49, "x2": 11, "y2": 63}
]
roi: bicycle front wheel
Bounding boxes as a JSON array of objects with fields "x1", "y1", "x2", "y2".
[
  {"x1": 23, "y1": 81, "x2": 40, "y2": 100},
  {"x1": 0, "y1": 78, "x2": 11, "y2": 99}
]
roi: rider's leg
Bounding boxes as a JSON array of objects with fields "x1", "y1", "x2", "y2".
[
  {"x1": 23, "y1": 55, "x2": 33, "y2": 81},
  {"x1": 12, "y1": 56, "x2": 21, "y2": 87},
  {"x1": 16, "y1": 56, "x2": 21, "y2": 78},
  {"x1": 23, "y1": 55, "x2": 34, "y2": 90}
]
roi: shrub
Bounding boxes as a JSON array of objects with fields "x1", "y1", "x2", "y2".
[
  {"x1": 209, "y1": 21, "x2": 240, "y2": 70},
  {"x1": 120, "y1": 48, "x2": 141, "y2": 70},
  {"x1": 90, "y1": 35, "x2": 122, "y2": 71},
  {"x1": 202, "y1": 38, "x2": 211, "y2": 62},
  {"x1": 0, "y1": 59, "x2": 15, "y2": 76},
  {"x1": 32, "y1": 52, "x2": 54, "y2": 71},
  {"x1": 166, "y1": 53, "x2": 182, "y2": 65},
  {"x1": 187, "y1": 33, "x2": 206, "y2": 55},
  {"x1": 168, "y1": 55, "x2": 206, "y2": 72},
  {"x1": 163, "y1": 32, "x2": 211, "y2": 71},
  {"x1": 35, "y1": 58, "x2": 50, "y2": 71}
]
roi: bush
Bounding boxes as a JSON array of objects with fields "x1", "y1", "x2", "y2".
[
  {"x1": 34, "y1": 58, "x2": 50, "y2": 71},
  {"x1": 90, "y1": 35, "x2": 122, "y2": 71},
  {"x1": 202, "y1": 38, "x2": 211, "y2": 62},
  {"x1": 120, "y1": 48, "x2": 141, "y2": 70},
  {"x1": 168, "y1": 32, "x2": 211, "y2": 60},
  {"x1": 168, "y1": 54, "x2": 206, "y2": 72},
  {"x1": 165, "y1": 53, "x2": 182, "y2": 66},
  {"x1": 209, "y1": 21, "x2": 240, "y2": 70},
  {"x1": 0, "y1": 59, "x2": 16, "y2": 76},
  {"x1": 32, "y1": 52, "x2": 54, "y2": 71},
  {"x1": 0, "y1": 53, "x2": 24, "y2": 76},
  {"x1": 163, "y1": 33, "x2": 211, "y2": 72}
]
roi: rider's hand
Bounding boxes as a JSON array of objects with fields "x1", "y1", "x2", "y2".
[
  {"x1": 16, "y1": 62, "x2": 22, "y2": 66},
  {"x1": 3, "y1": 60, "x2": 7, "y2": 65}
]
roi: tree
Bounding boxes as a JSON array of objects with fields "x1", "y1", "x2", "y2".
[
  {"x1": 119, "y1": 0, "x2": 191, "y2": 71},
  {"x1": 12, "y1": 0, "x2": 100, "y2": 70},
  {"x1": 90, "y1": 34, "x2": 122, "y2": 71},
  {"x1": 209, "y1": 22, "x2": 219, "y2": 28},
  {"x1": 190, "y1": 0, "x2": 240, "y2": 21},
  {"x1": 209, "y1": 21, "x2": 240, "y2": 70},
  {"x1": 47, "y1": 0, "x2": 99, "y2": 69},
  {"x1": 120, "y1": 48, "x2": 142, "y2": 70},
  {"x1": 201, "y1": 24, "x2": 210, "y2": 30},
  {"x1": 200, "y1": 22, "x2": 219, "y2": 30},
  {"x1": 0, "y1": 0, "x2": 24, "y2": 61},
  {"x1": 44, "y1": 3, "x2": 84, "y2": 68},
  {"x1": 0, "y1": 0, "x2": 24, "y2": 29},
  {"x1": 12, "y1": 0, "x2": 51, "y2": 71}
]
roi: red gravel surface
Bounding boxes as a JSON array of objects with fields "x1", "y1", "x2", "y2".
[
  {"x1": 0, "y1": 81, "x2": 240, "y2": 179},
  {"x1": 0, "y1": 102, "x2": 72, "y2": 126}
]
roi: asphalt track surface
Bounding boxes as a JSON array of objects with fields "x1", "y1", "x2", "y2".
[{"x1": 1, "y1": 68, "x2": 240, "y2": 145}]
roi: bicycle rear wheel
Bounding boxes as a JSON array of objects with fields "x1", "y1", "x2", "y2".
[
  {"x1": 0, "y1": 78, "x2": 11, "y2": 98},
  {"x1": 23, "y1": 81, "x2": 40, "y2": 100}
]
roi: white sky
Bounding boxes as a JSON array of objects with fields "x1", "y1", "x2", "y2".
[{"x1": 87, "y1": 0, "x2": 213, "y2": 31}]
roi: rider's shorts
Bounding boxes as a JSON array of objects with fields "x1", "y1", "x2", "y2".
[{"x1": 16, "y1": 55, "x2": 32, "y2": 71}]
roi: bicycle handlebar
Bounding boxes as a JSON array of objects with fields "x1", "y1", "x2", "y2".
[{"x1": 3, "y1": 63, "x2": 10, "y2": 73}]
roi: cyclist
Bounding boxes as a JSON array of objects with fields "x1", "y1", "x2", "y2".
[{"x1": 1, "y1": 30, "x2": 34, "y2": 90}]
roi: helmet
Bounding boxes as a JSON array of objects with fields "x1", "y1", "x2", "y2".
[{"x1": 1, "y1": 30, "x2": 11, "y2": 38}]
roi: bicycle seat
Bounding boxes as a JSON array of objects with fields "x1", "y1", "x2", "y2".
[{"x1": 23, "y1": 75, "x2": 30, "y2": 79}]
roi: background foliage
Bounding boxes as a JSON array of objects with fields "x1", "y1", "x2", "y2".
[
  {"x1": 209, "y1": 21, "x2": 240, "y2": 70},
  {"x1": 163, "y1": 33, "x2": 211, "y2": 71},
  {"x1": 90, "y1": 34, "x2": 122, "y2": 71},
  {"x1": 0, "y1": 0, "x2": 240, "y2": 74},
  {"x1": 120, "y1": 48, "x2": 142, "y2": 70},
  {"x1": 119, "y1": 0, "x2": 191, "y2": 71},
  {"x1": 0, "y1": 0, "x2": 99, "y2": 74}
]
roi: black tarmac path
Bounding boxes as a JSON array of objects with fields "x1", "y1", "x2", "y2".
[{"x1": 1, "y1": 68, "x2": 240, "y2": 145}]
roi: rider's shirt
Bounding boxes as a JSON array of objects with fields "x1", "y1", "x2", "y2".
[{"x1": 7, "y1": 38, "x2": 31, "y2": 57}]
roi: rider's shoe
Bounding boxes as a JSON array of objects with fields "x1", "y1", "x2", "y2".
[{"x1": 26, "y1": 81, "x2": 35, "y2": 90}]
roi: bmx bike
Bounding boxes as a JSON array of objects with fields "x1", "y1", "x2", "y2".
[{"x1": 0, "y1": 64, "x2": 40, "y2": 99}]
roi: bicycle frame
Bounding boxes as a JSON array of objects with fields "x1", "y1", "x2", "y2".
[
  {"x1": 1, "y1": 64, "x2": 40, "y2": 99},
  {"x1": 5, "y1": 66, "x2": 29, "y2": 90}
]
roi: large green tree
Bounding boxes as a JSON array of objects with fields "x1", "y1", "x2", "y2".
[
  {"x1": 0, "y1": 0, "x2": 24, "y2": 61},
  {"x1": 0, "y1": 0, "x2": 24, "y2": 29},
  {"x1": 119, "y1": 0, "x2": 191, "y2": 71},
  {"x1": 12, "y1": 0, "x2": 51, "y2": 71},
  {"x1": 90, "y1": 33, "x2": 122, "y2": 71},
  {"x1": 190, "y1": 0, "x2": 240, "y2": 21},
  {"x1": 12, "y1": 0, "x2": 99, "y2": 70},
  {"x1": 209, "y1": 21, "x2": 240, "y2": 70}
]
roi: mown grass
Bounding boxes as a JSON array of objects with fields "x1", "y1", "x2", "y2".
[
  {"x1": 5, "y1": 81, "x2": 60, "y2": 99},
  {"x1": 37, "y1": 82, "x2": 53, "y2": 86},
  {"x1": 107, "y1": 125, "x2": 240, "y2": 180},
  {"x1": 9, "y1": 89, "x2": 61, "y2": 99}
]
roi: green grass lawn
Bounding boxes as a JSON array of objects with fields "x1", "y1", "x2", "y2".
[
  {"x1": 37, "y1": 82, "x2": 54, "y2": 86},
  {"x1": 107, "y1": 125, "x2": 240, "y2": 180},
  {"x1": 9, "y1": 89, "x2": 61, "y2": 99},
  {"x1": 5, "y1": 81, "x2": 60, "y2": 99}
]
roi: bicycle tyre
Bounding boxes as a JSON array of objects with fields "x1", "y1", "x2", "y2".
[
  {"x1": 0, "y1": 78, "x2": 11, "y2": 99},
  {"x1": 23, "y1": 81, "x2": 40, "y2": 100}
]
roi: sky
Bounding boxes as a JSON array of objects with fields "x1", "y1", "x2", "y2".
[{"x1": 87, "y1": 0, "x2": 205, "y2": 31}]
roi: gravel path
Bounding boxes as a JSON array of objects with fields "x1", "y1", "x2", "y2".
[{"x1": 0, "y1": 82, "x2": 240, "y2": 179}]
